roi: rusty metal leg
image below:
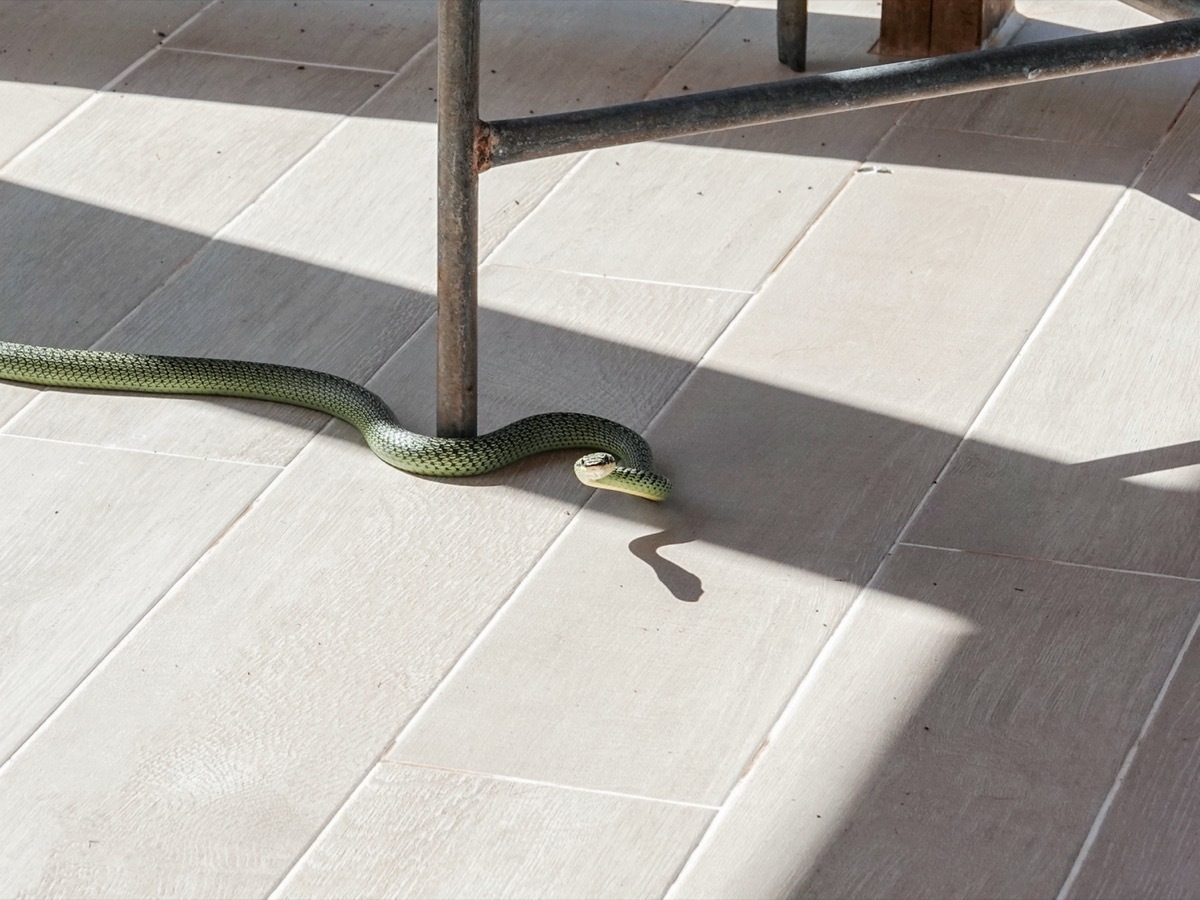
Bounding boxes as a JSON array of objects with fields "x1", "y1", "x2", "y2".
[
  {"x1": 777, "y1": 0, "x2": 808, "y2": 71},
  {"x1": 436, "y1": 0, "x2": 480, "y2": 438}
]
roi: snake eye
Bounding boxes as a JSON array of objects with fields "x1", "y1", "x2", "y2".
[{"x1": 573, "y1": 452, "x2": 618, "y2": 482}]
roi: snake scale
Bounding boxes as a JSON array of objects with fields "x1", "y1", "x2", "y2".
[{"x1": 0, "y1": 341, "x2": 671, "y2": 500}]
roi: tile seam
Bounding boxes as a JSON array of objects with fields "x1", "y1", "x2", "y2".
[
  {"x1": 658, "y1": 102, "x2": 922, "y2": 900},
  {"x1": 660, "y1": 44, "x2": 1183, "y2": 892},
  {"x1": 265, "y1": 30, "x2": 794, "y2": 884},
  {"x1": 3, "y1": 35, "x2": 438, "y2": 440},
  {"x1": 663, "y1": 571, "x2": 877, "y2": 897},
  {"x1": 0, "y1": 464, "x2": 287, "y2": 774},
  {"x1": 479, "y1": 3, "x2": 734, "y2": 268},
  {"x1": 84, "y1": 35, "x2": 438, "y2": 356},
  {"x1": 0, "y1": 430, "x2": 286, "y2": 470},
  {"x1": 162, "y1": 45, "x2": 399, "y2": 75},
  {"x1": 894, "y1": 189, "x2": 1133, "y2": 544},
  {"x1": 898, "y1": 541, "x2": 1200, "y2": 585},
  {"x1": 1055, "y1": 603, "x2": 1200, "y2": 899},
  {"x1": 896, "y1": 72, "x2": 1192, "y2": 549},
  {"x1": 0, "y1": 1, "x2": 219, "y2": 179},
  {"x1": 380, "y1": 759, "x2": 723, "y2": 810},
  {"x1": 482, "y1": 261, "x2": 756, "y2": 295},
  {"x1": 266, "y1": 481, "x2": 610, "y2": 896},
  {"x1": 0, "y1": 365, "x2": 420, "y2": 777},
  {"x1": 1054, "y1": 79, "x2": 1200, "y2": 897}
]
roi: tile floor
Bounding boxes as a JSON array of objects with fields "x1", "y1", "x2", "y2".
[{"x1": 2, "y1": 1, "x2": 1199, "y2": 897}]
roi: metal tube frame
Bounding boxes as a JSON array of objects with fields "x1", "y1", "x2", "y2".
[{"x1": 436, "y1": 5, "x2": 1200, "y2": 437}]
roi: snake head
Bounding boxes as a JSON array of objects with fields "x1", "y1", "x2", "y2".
[
  {"x1": 573, "y1": 452, "x2": 671, "y2": 500},
  {"x1": 573, "y1": 451, "x2": 618, "y2": 484}
]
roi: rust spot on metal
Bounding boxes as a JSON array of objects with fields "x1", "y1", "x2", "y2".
[{"x1": 475, "y1": 122, "x2": 497, "y2": 173}]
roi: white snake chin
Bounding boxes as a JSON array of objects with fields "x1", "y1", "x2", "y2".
[{"x1": 0, "y1": 340, "x2": 672, "y2": 501}]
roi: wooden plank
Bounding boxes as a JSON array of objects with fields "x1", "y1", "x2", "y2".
[
  {"x1": 668, "y1": 546, "x2": 1200, "y2": 898},
  {"x1": 275, "y1": 764, "x2": 713, "y2": 899}
]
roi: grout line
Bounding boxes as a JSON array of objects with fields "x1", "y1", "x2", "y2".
[
  {"x1": 267, "y1": 475, "x2": 609, "y2": 895},
  {"x1": 0, "y1": 430, "x2": 285, "y2": 470},
  {"x1": 483, "y1": 262, "x2": 755, "y2": 295},
  {"x1": 268, "y1": 22, "x2": 796, "y2": 880},
  {"x1": 268, "y1": 759, "x2": 718, "y2": 898},
  {"x1": 896, "y1": 88, "x2": 1185, "y2": 548},
  {"x1": 477, "y1": 146, "x2": 592, "y2": 265},
  {"x1": 479, "y1": 4, "x2": 733, "y2": 269},
  {"x1": 0, "y1": 327, "x2": 421, "y2": 779},
  {"x1": 673, "y1": 61, "x2": 1200, "y2": 898},
  {"x1": 894, "y1": 188, "x2": 1133, "y2": 545},
  {"x1": 382, "y1": 760, "x2": 722, "y2": 810},
  {"x1": 898, "y1": 541, "x2": 1200, "y2": 585},
  {"x1": 1056, "y1": 605, "x2": 1200, "y2": 899},
  {"x1": 749, "y1": 117, "x2": 904, "y2": 292},
  {"x1": 162, "y1": 45, "x2": 399, "y2": 75},
  {"x1": 641, "y1": 3, "x2": 735, "y2": 100},
  {"x1": 0, "y1": 462, "x2": 289, "y2": 775},
  {"x1": 664, "y1": 564, "x2": 878, "y2": 897},
  {"x1": 0, "y1": 32, "x2": 441, "y2": 784},
  {"x1": 638, "y1": 122, "x2": 910, "y2": 450},
  {"x1": 98, "y1": 1, "x2": 217, "y2": 92},
  {"x1": 0, "y1": 1, "x2": 219, "y2": 178},
  {"x1": 659, "y1": 102, "x2": 916, "y2": 900},
  {"x1": 86, "y1": 37, "x2": 437, "y2": 356},
  {"x1": 1055, "y1": 82, "x2": 1200, "y2": 896},
  {"x1": 396, "y1": 512, "x2": 588, "y2": 747}
]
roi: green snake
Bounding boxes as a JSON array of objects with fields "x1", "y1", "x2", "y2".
[{"x1": 0, "y1": 341, "x2": 671, "y2": 500}]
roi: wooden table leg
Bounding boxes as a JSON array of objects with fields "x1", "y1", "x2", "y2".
[{"x1": 881, "y1": 0, "x2": 1014, "y2": 58}]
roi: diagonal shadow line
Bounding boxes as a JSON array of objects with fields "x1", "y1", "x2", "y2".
[{"x1": 1071, "y1": 439, "x2": 1200, "y2": 476}]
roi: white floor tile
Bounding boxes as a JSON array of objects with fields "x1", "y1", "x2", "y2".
[
  {"x1": 275, "y1": 764, "x2": 712, "y2": 900},
  {"x1": 0, "y1": 434, "x2": 276, "y2": 763},
  {"x1": 389, "y1": 123, "x2": 1138, "y2": 806},
  {"x1": 166, "y1": 0, "x2": 438, "y2": 71},
  {"x1": 5, "y1": 1, "x2": 1200, "y2": 896},
  {"x1": 906, "y1": 93, "x2": 1200, "y2": 577},
  {"x1": 1064, "y1": 624, "x2": 1200, "y2": 899},
  {"x1": 0, "y1": 269, "x2": 738, "y2": 897},
  {"x1": 668, "y1": 546, "x2": 1200, "y2": 899},
  {"x1": 0, "y1": 49, "x2": 380, "y2": 349}
]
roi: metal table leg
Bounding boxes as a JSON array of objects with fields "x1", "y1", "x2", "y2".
[
  {"x1": 435, "y1": 6, "x2": 1200, "y2": 438},
  {"x1": 777, "y1": 0, "x2": 808, "y2": 71},
  {"x1": 436, "y1": 0, "x2": 481, "y2": 438}
]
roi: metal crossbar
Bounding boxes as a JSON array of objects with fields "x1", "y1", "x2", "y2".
[{"x1": 435, "y1": 1, "x2": 1200, "y2": 438}]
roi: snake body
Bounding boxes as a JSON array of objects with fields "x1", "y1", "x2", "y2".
[{"x1": 0, "y1": 341, "x2": 671, "y2": 500}]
